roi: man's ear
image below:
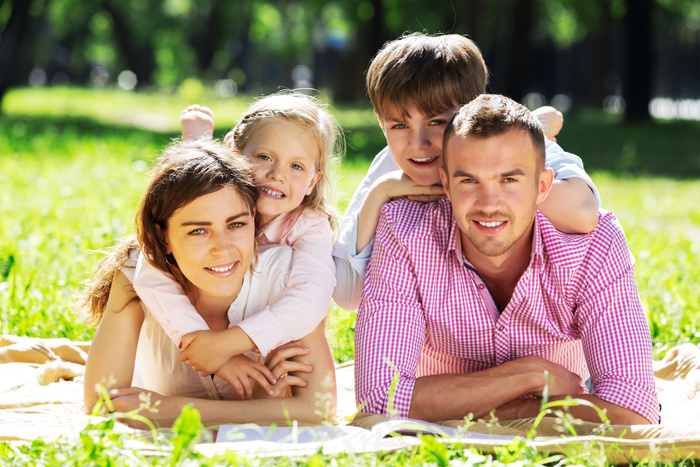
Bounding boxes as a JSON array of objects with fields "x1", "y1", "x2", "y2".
[
  {"x1": 155, "y1": 224, "x2": 171, "y2": 254},
  {"x1": 536, "y1": 167, "x2": 554, "y2": 205},
  {"x1": 439, "y1": 166, "x2": 451, "y2": 202}
]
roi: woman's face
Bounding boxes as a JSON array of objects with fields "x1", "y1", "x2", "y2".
[{"x1": 164, "y1": 186, "x2": 255, "y2": 305}]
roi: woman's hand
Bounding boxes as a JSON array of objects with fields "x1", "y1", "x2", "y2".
[
  {"x1": 97, "y1": 387, "x2": 179, "y2": 429},
  {"x1": 264, "y1": 341, "x2": 313, "y2": 397},
  {"x1": 215, "y1": 355, "x2": 277, "y2": 400}
]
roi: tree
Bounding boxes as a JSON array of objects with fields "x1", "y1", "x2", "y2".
[
  {"x1": 623, "y1": 0, "x2": 653, "y2": 122},
  {"x1": 0, "y1": 0, "x2": 35, "y2": 110}
]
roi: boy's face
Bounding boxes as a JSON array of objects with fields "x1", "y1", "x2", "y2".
[{"x1": 378, "y1": 102, "x2": 458, "y2": 186}]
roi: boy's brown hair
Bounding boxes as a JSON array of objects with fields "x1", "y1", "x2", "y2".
[{"x1": 366, "y1": 32, "x2": 489, "y2": 118}]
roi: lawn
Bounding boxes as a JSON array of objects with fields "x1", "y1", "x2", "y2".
[{"x1": 1, "y1": 87, "x2": 700, "y2": 464}]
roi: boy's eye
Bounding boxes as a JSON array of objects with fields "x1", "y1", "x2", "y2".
[
  {"x1": 391, "y1": 123, "x2": 407, "y2": 130},
  {"x1": 429, "y1": 119, "x2": 447, "y2": 126}
]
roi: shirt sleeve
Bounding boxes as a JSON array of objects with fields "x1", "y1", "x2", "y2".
[
  {"x1": 354, "y1": 205, "x2": 426, "y2": 417},
  {"x1": 545, "y1": 138, "x2": 601, "y2": 207},
  {"x1": 238, "y1": 214, "x2": 335, "y2": 356},
  {"x1": 131, "y1": 252, "x2": 208, "y2": 347},
  {"x1": 574, "y1": 212, "x2": 659, "y2": 423},
  {"x1": 333, "y1": 146, "x2": 397, "y2": 311}
]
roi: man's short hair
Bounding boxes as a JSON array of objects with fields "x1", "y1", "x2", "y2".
[
  {"x1": 443, "y1": 94, "x2": 546, "y2": 170},
  {"x1": 366, "y1": 33, "x2": 489, "y2": 119}
]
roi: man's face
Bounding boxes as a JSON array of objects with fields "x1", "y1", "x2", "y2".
[
  {"x1": 378, "y1": 102, "x2": 459, "y2": 187},
  {"x1": 440, "y1": 129, "x2": 552, "y2": 264}
]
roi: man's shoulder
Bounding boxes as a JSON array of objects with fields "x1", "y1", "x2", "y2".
[{"x1": 540, "y1": 210, "x2": 631, "y2": 269}]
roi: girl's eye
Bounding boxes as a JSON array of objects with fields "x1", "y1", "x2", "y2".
[
  {"x1": 257, "y1": 154, "x2": 272, "y2": 161},
  {"x1": 189, "y1": 228, "x2": 206, "y2": 235},
  {"x1": 291, "y1": 163, "x2": 304, "y2": 171}
]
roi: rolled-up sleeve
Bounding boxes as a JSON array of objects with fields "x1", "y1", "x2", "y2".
[
  {"x1": 545, "y1": 139, "x2": 601, "y2": 207},
  {"x1": 355, "y1": 205, "x2": 426, "y2": 417},
  {"x1": 574, "y1": 213, "x2": 659, "y2": 423}
]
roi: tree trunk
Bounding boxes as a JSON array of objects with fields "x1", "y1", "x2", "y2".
[
  {"x1": 100, "y1": 0, "x2": 156, "y2": 86},
  {"x1": 623, "y1": 0, "x2": 653, "y2": 122},
  {"x1": 504, "y1": 0, "x2": 536, "y2": 102},
  {"x1": 0, "y1": 0, "x2": 34, "y2": 110}
]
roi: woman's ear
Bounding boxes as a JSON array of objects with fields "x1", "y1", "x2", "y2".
[{"x1": 155, "y1": 224, "x2": 171, "y2": 254}]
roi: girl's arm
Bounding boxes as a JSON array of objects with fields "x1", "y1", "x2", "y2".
[
  {"x1": 108, "y1": 322, "x2": 337, "y2": 426},
  {"x1": 83, "y1": 270, "x2": 144, "y2": 410},
  {"x1": 236, "y1": 212, "x2": 336, "y2": 357}
]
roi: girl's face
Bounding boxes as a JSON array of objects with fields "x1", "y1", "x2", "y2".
[
  {"x1": 243, "y1": 119, "x2": 322, "y2": 226},
  {"x1": 164, "y1": 186, "x2": 255, "y2": 308}
]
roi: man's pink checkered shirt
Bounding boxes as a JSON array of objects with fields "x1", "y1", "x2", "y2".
[{"x1": 355, "y1": 197, "x2": 659, "y2": 423}]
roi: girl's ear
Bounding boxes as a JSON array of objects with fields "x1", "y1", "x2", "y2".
[
  {"x1": 305, "y1": 170, "x2": 323, "y2": 196},
  {"x1": 155, "y1": 224, "x2": 171, "y2": 254}
]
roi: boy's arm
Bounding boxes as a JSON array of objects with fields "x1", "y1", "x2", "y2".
[
  {"x1": 543, "y1": 139, "x2": 601, "y2": 234},
  {"x1": 235, "y1": 214, "x2": 336, "y2": 356}
]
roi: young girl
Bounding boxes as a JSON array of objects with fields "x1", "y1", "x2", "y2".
[
  {"x1": 131, "y1": 91, "x2": 341, "y2": 396},
  {"x1": 80, "y1": 139, "x2": 336, "y2": 425}
]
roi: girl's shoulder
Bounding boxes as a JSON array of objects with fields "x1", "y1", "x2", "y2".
[{"x1": 284, "y1": 207, "x2": 333, "y2": 243}]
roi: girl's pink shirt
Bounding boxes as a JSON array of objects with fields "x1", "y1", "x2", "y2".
[{"x1": 131, "y1": 208, "x2": 335, "y2": 356}]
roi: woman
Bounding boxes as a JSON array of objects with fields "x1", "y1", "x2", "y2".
[{"x1": 78, "y1": 139, "x2": 336, "y2": 426}]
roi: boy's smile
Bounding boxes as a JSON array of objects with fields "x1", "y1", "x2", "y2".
[{"x1": 379, "y1": 103, "x2": 458, "y2": 187}]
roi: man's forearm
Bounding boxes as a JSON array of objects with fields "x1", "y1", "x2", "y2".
[
  {"x1": 408, "y1": 361, "x2": 542, "y2": 421},
  {"x1": 494, "y1": 395, "x2": 651, "y2": 425}
]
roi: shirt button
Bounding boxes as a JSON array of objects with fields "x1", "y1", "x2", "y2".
[
  {"x1": 172, "y1": 330, "x2": 179, "y2": 336},
  {"x1": 498, "y1": 325, "x2": 505, "y2": 331},
  {"x1": 477, "y1": 284, "x2": 485, "y2": 290},
  {"x1": 163, "y1": 320, "x2": 170, "y2": 325}
]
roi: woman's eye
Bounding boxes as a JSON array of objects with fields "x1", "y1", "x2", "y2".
[
  {"x1": 229, "y1": 222, "x2": 246, "y2": 229},
  {"x1": 189, "y1": 228, "x2": 206, "y2": 235}
]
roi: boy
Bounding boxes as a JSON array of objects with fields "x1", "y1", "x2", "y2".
[{"x1": 332, "y1": 33, "x2": 600, "y2": 311}]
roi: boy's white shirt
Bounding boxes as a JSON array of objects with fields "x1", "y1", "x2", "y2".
[{"x1": 331, "y1": 138, "x2": 601, "y2": 311}]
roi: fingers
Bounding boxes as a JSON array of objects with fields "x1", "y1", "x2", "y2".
[
  {"x1": 181, "y1": 104, "x2": 213, "y2": 117},
  {"x1": 229, "y1": 378, "x2": 246, "y2": 400},
  {"x1": 266, "y1": 345, "x2": 310, "y2": 370},
  {"x1": 247, "y1": 367, "x2": 276, "y2": 397},
  {"x1": 179, "y1": 333, "x2": 195, "y2": 351},
  {"x1": 270, "y1": 373, "x2": 307, "y2": 397},
  {"x1": 271, "y1": 360, "x2": 313, "y2": 379}
]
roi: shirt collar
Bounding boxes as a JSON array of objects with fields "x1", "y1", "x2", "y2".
[{"x1": 257, "y1": 211, "x2": 294, "y2": 244}]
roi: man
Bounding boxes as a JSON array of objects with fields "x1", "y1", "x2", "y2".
[{"x1": 355, "y1": 94, "x2": 659, "y2": 425}]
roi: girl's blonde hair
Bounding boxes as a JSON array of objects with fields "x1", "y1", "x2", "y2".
[
  {"x1": 76, "y1": 139, "x2": 259, "y2": 326},
  {"x1": 231, "y1": 91, "x2": 343, "y2": 228}
]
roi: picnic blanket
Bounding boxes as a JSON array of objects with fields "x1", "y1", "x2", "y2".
[{"x1": 2, "y1": 334, "x2": 700, "y2": 462}]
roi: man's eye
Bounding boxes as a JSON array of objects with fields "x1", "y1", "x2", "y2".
[
  {"x1": 461, "y1": 178, "x2": 476, "y2": 184},
  {"x1": 503, "y1": 177, "x2": 517, "y2": 183}
]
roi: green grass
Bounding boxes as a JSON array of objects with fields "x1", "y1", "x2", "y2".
[{"x1": 1, "y1": 87, "x2": 700, "y2": 464}]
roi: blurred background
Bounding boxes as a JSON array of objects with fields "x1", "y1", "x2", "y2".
[{"x1": 1, "y1": 0, "x2": 699, "y2": 123}]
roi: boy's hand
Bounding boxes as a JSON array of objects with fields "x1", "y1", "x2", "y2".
[
  {"x1": 532, "y1": 106, "x2": 563, "y2": 142},
  {"x1": 264, "y1": 340, "x2": 312, "y2": 397},
  {"x1": 215, "y1": 355, "x2": 277, "y2": 399},
  {"x1": 373, "y1": 169, "x2": 445, "y2": 203},
  {"x1": 179, "y1": 330, "x2": 230, "y2": 375},
  {"x1": 181, "y1": 104, "x2": 215, "y2": 141}
]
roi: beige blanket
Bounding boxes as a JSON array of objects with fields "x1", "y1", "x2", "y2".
[{"x1": 2, "y1": 334, "x2": 700, "y2": 462}]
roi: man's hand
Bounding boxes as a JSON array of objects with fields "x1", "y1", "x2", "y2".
[
  {"x1": 215, "y1": 355, "x2": 277, "y2": 399},
  {"x1": 515, "y1": 355, "x2": 584, "y2": 397},
  {"x1": 179, "y1": 330, "x2": 231, "y2": 375}
]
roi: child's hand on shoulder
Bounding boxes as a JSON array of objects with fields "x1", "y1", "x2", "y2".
[
  {"x1": 371, "y1": 169, "x2": 444, "y2": 205},
  {"x1": 532, "y1": 106, "x2": 563, "y2": 142},
  {"x1": 178, "y1": 329, "x2": 230, "y2": 375},
  {"x1": 181, "y1": 104, "x2": 215, "y2": 141}
]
